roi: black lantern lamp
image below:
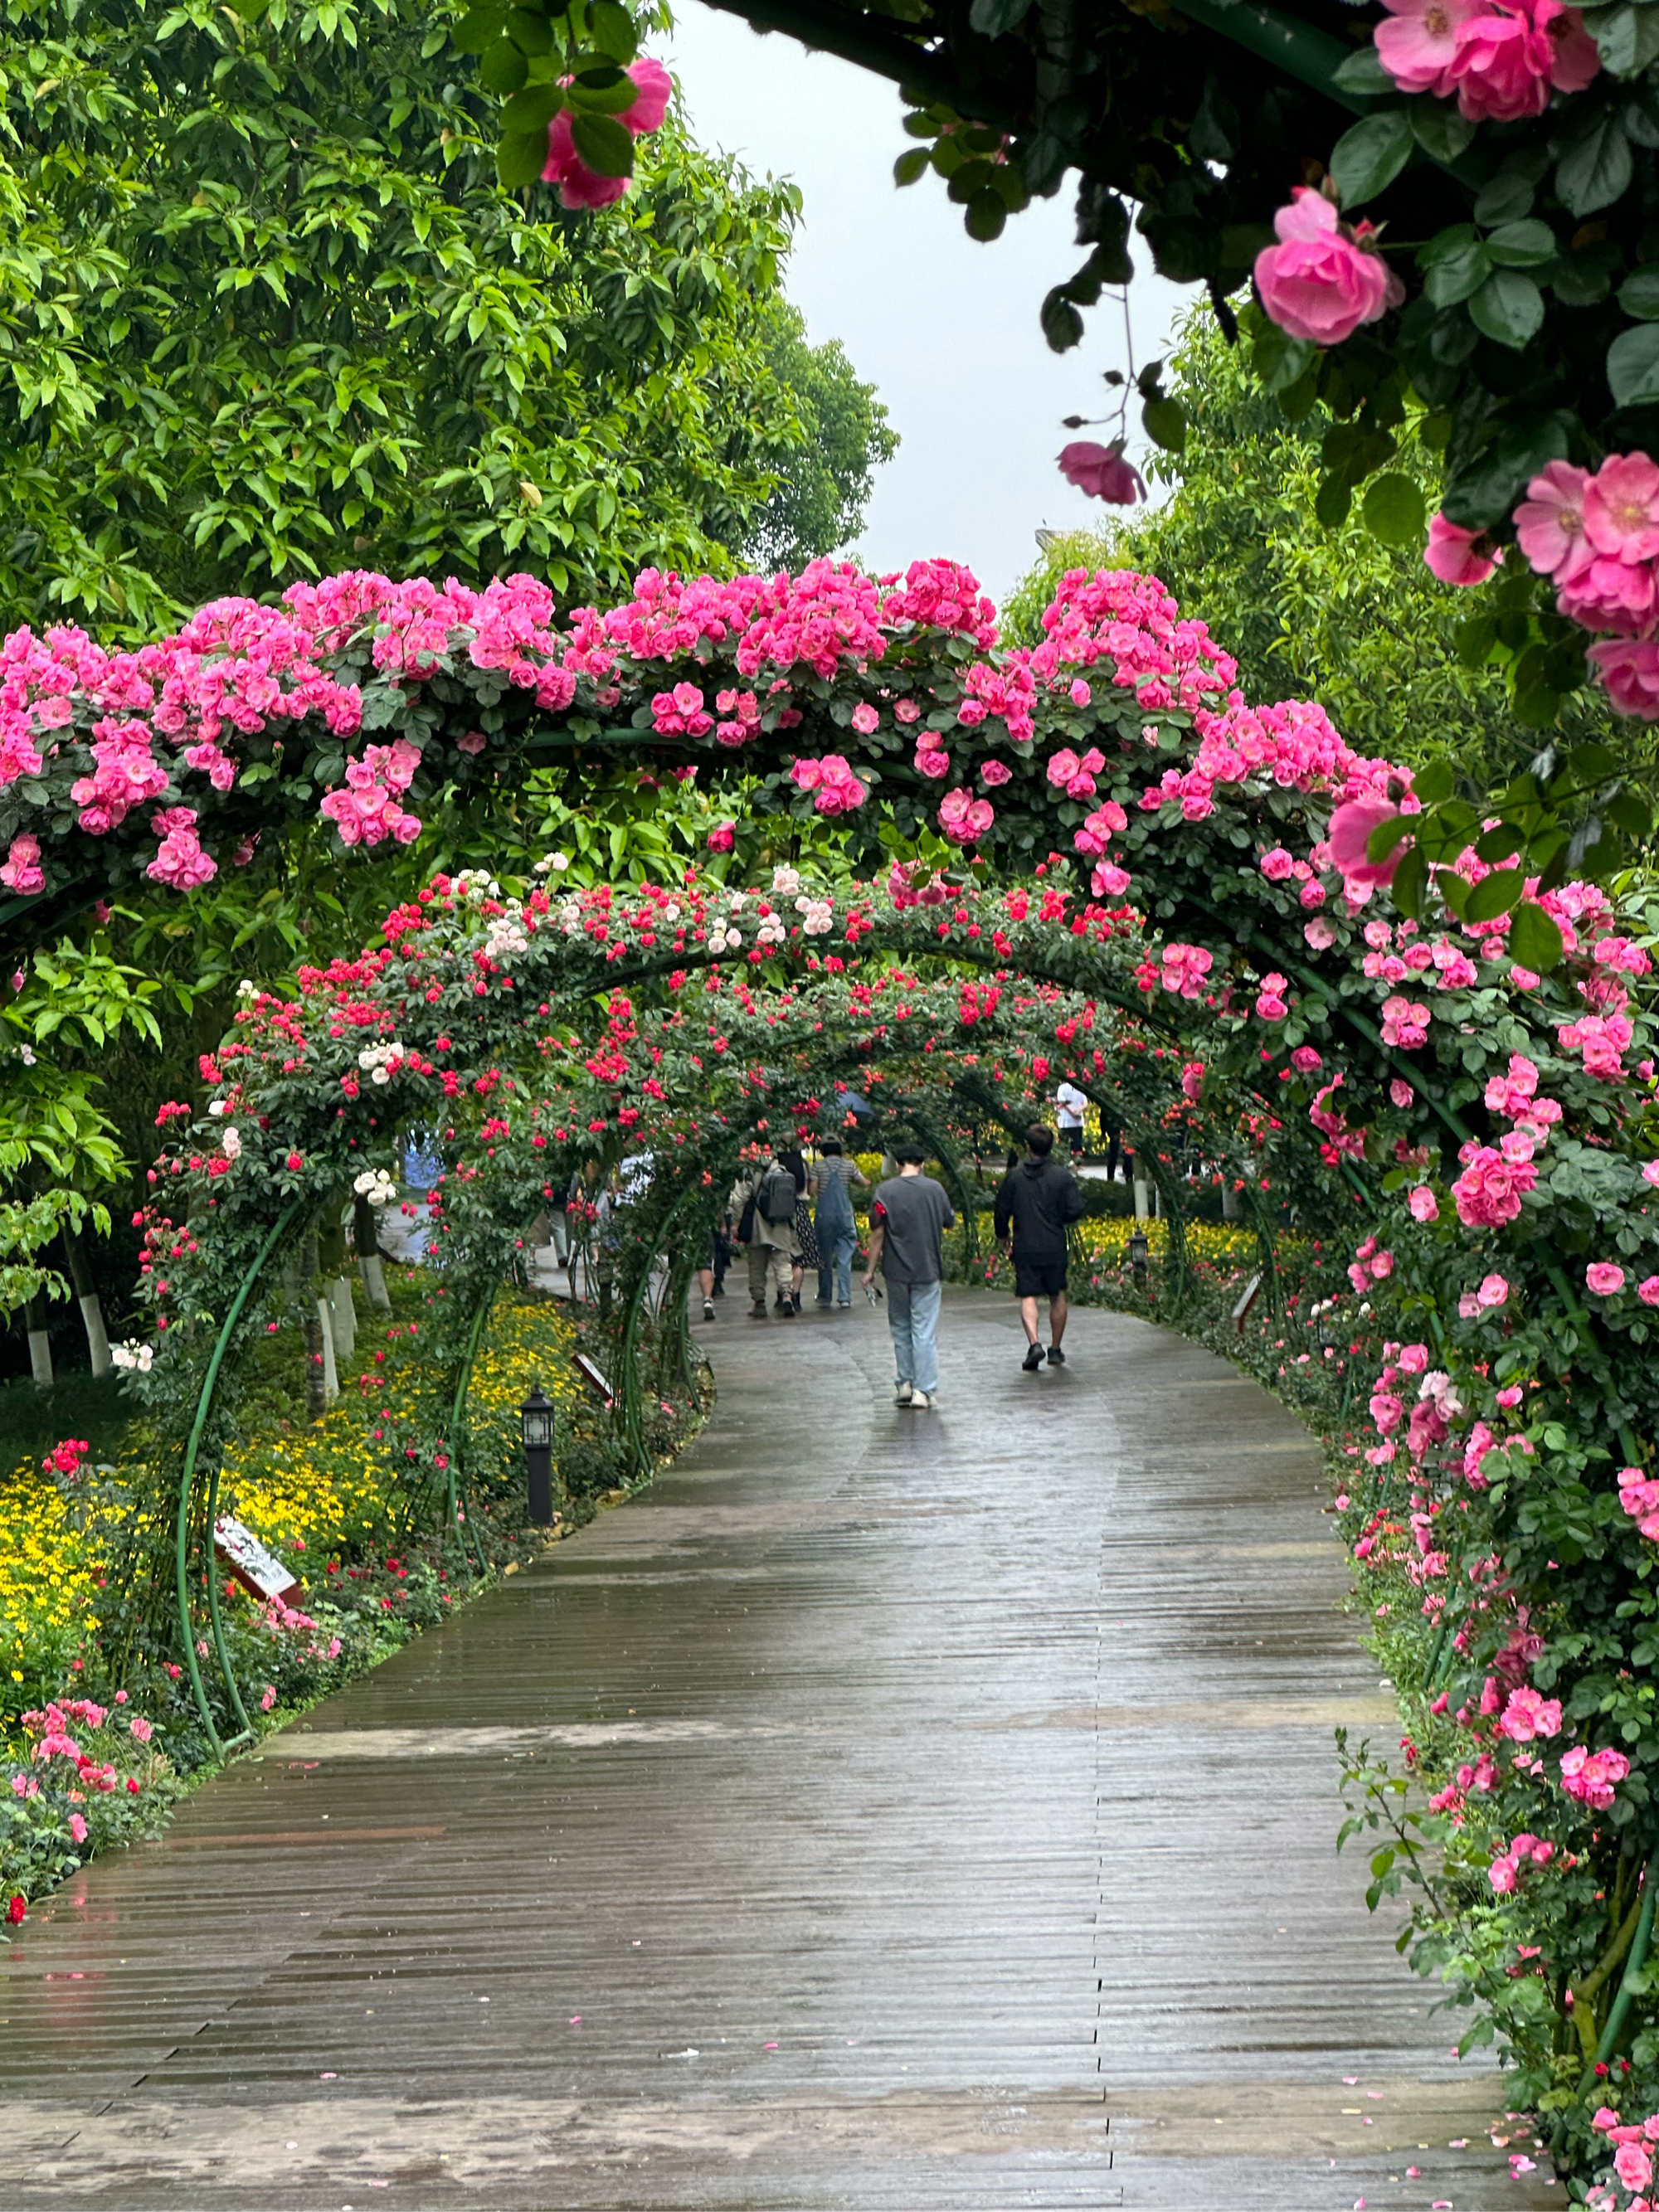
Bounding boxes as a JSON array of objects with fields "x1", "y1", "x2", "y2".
[
  {"x1": 521, "y1": 1385, "x2": 556, "y2": 1526},
  {"x1": 1127, "y1": 1226, "x2": 1150, "y2": 1286}
]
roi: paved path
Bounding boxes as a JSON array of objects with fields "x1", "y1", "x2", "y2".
[{"x1": 0, "y1": 1291, "x2": 1554, "y2": 2209}]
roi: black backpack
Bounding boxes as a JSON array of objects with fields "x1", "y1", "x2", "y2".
[{"x1": 757, "y1": 1162, "x2": 799, "y2": 1225}]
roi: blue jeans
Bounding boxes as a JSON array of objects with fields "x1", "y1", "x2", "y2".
[
  {"x1": 817, "y1": 1218, "x2": 857, "y2": 1303},
  {"x1": 886, "y1": 1276, "x2": 942, "y2": 1394}
]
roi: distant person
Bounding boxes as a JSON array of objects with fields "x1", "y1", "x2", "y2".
[
  {"x1": 731, "y1": 1145, "x2": 802, "y2": 1320},
  {"x1": 810, "y1": 1137, "x2": 868, "y2": 1307},
  {"x1": 1054, "y1": 1080, "x2": 1089, "y2": 1158},
  {"x1": 863, "y1": 1142, "x2": 955, "y2": 1409},
  {"x1": 778, "y1": 1145, "x2": 815, "y2": 1314},
  {"x1": 995, "y1": 1122, "x2": 1086, "y2": 1370},
  {"x1": 697, "y1": 1202, "x2": 732, "y2": 1322}
]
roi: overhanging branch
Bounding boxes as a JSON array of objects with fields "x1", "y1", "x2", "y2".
[{"x1": 691, "y1": 0, "x2": 1016, "y2": 129}]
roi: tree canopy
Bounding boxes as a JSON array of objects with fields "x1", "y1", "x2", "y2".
[
  {"x1": 0, "y1": 0, "x2": 893, "y2": 636},
  {"x1": 740, "y1": 301, "x2": 898, "y2": 575}
]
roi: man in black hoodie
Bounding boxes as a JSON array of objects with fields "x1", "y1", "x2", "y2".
[{"x1": 994, "y1": 1122, "x2": 1087, "y2": 1370}]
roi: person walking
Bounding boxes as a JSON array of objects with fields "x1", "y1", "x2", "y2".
[
  {"x1": 862, "y1": 1141, "x2": 955, "y2": 1408},
  {"x1": 995, "y1": 1122, "x2": 1086, "y2": 1370},
  {"x1": 778, "y1": 1145, "x2": 816, "y2": 1314},
  {"x1": 1054, "y1": 1079, "x2": 1089, "y2": 1158},
  {"x1": 810, "y1": 1137, "x2": 868, "y2": 1306},
  {"x1": 731, "y1": 1145, "x2": 801, "y2": 1320}
]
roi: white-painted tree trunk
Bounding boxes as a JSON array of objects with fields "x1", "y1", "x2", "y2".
[
  {"x1": 27, "y1": 1329, "x2": 53, "y2": 1388},
  {"x1": 1133, "y1": 1177, "x2": 1151, "y2": 1223},
  {"x1": 1221, "y1": 1182, "x2": 1243, "y2": 1222},
  {"x1": 78, "y1": 1292, "x2": 113, "y2": 1377},
  {"x1": 358, "y1": 1252, "x2": 391, "y2": 1310},
  {"x1": 314, "y1": 1298, "x2": 339, "y2": 1403},
  {"x1": 323, "y1": 1275, "x2": 356, "y2": 1364}
]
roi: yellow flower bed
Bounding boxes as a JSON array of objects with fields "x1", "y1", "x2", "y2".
[
  {"x1": 1076, "y1": 1218, "x2": 1262, "y2": 1268},
  {"x1": 0, "y1": 1470, "x2": 103, "y2": 1689}
]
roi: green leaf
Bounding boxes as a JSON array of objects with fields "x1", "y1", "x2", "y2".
[
  {"x1": 1331, "y1": 47, "x2": 1396, "y2": 95},
  {"x1": 1453, "y1": 615, "x2": 1498, "y2": 671},
  {"x1": 506, "y1": 6, "x2": 554, "y2": 52},
  {"x1": 1408, "y1": 96, "x2": 1476, "y2": 165},
  {"x1": 567, "y1": 64, "x2": 640, "y2": 113},
  {"x1": 479, "y1": 35, "x2": 529, "y2": 90},
  {"x1": 893, "y1": 147, "x2": 929, "y2": 187},
  {"x1": 1329, "y1": 111, "x2": 1416, "y2": 207},
  {"x1": 1472, "y1": 168, "x2": 1537, "y2": 227},
  {"x1": 1569, "y1": 739, "x2": 1619, "y2": 780},
  {"x1": 1040, "y1": 287, "x2": 1084, "y2": 353},
  {"x1": 451, "y1": 5, "x2": 508, "y2": 52},
  {"x1": 1485, "y1": 218, "x2": 1557, "y2": 268},
  {"x1": 1391, "y1": 844, "x2": 1428, "y2": 918},
  {"x1": 1468, "y1": 268, "x2": 1544, "y2": 348},
  {"x1": 570, "y1": 109, "x2": 634, "y2": 178},
  {"x1": 1465, "y1": 867, "x2": 1525, "y2": 922},
  {"x1": 1608, "y1": 322, "x2": 1659, "y2": 406},
  {"x1": 1253, "y1": 317, "x2": 1318, "y2": 395},
  {"x1": 963, "y1": 188, "x2": 1007, "y2": 242},
  {"x1": 586, "y1": 1, "x2": 638, "y2": 61},
  {"x1": 501, "y1": 82, "x2": 563, "y2": 131},
  {"x1": 1420, "y1": 226, "x2": 1490, "y2": 309},
  {"x1": 1413, "y1": 758, "x2": 1457, "y2": 805},
  {"x1": 1361, "y1": 471, "x2": 1426, "y2": 547},
  {"x1": 496, "y1": 128, "x2": 550, "y2": 187},
  {"x1": 1474, "y1": 822, "x2": 1523, "y2": 862},
  {"x1": 1510, "y1": 900, "x2": 1565, "y2": 971},
  {"x1": 1608, "y1": 788, "x2": 1652, "y2": 838},
  {"x1": 1141, "y1": 395, "x2": 1186, "y2": 453},
  {"x1": 1366, "y1": 812, "x2": 1411, "y2": 864},
  {"x1": 1587, "y1": 0, "x2": 1659, "y2": 75},
  {"x1": 1620, "y1": 265, "x2": 1659, "y2": 320},
  {"x1": 1556, "y1": 114, "x2": 1634, "y2": 216},
  {"x1": 1442, "y1": 412, "x2": 1571, "y2": 529},
  {"x1": 969, "y1": 0, "x2": 1033, "y2": 30},
  {"x1": 1314, "y1": 473, "x2": 1353, "y2": 529}
]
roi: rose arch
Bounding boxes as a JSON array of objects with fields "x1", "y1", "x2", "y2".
[{"x1": 14, "y1": 553, "x2": 1658, "y2": 2171}]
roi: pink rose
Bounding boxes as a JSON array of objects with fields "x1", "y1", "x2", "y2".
[
  {"x1": 850, "y1": 702, "x2": 879, "y2": 735},
  {"x1": 1260, "y1": 847, "x2": 1297, "y2": 880},
  {"x1": 1640, "y1": 1276, "x2": 1659, "y2": 1306},
  {"x1": 542, "y1": 111, "x2": 630, "y2": 209},
  {"x1": 1585, "y1": 451, "x2": 1659, "y2": 562},
  {"x1": 1408, "y1": 1186, "x2": 1439, "y2": 1222},
  {"x1": 1424, "y1": 512, "x2": 1500, "y2": 585},
  {"x1": 980, "y1": 760, "x2": 1012, "y2": 786},
  {"x1": 1305, "y1": 917, "x2": 1337, "y2": 949},
  {"x1": 1615, "y1": 2142, "x2": 1654, "y2": 2195},
  {"x1": 1447, "y1": 0, "x2": 1599, "y2": 122},
  {"x1": 0, "y1": 834, "x2": 44, "y2": 894},
  {"x1": 1374, "y1": 0, "x2": 1480, "y2": 94},
  {"x1": 1253, "y1": 187, "x2": 1400, "y2": 347},
  {"x1": 1477, "y1": 1272, "x2": 1509, "y2": 1307},
  {"x1": 1389, "y1": 1078, "x2": 1414, "y2": 1109},
  {"x1": 1515, "y1": 459, "x2": 1593, "y2": 579},
  {"x1": 706, "y1": 821, "x2": 735, "y2": 853},
  {"x1": 1057, "y1": 440, "x2": 1145, "y2": 504},
  {"x1": 617, "y1": 56, "x2": 674, "y2": 135},
  {"x1": 1587, "y1": 1262, "x2": 1626, "y2": 1296},
  {"x1": 1329, "y1": 795, "x2": 1406, "y2": 887}
]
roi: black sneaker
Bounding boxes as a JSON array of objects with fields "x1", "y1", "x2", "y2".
[
  {"x1": 1022, "y1": 1343, "x2": 1044, "y2": 1372},
  {"x1": 703, "y1": 1299, "x2": 716, "y2": 1321},
  {"x1": 1047, "y1": 1345, "x2": 1066, "y2": 1366}
]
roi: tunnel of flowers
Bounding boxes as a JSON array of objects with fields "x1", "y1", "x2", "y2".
[{"x1": 4, "y1": 555, "x2": 1659, "y2": 2177}]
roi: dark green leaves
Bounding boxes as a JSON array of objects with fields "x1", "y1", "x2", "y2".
[
  {"x1": 1331, "y1": 46, "x2": 1394, "y2": 96},
  {"x1": 1441, "y1": 413, "x2": 1570, "y2": 529},
  {"x1": 1608, "y1": 323, "x2": 1659, "y2": 406},
  {"x1": 1555, "y1": 111, "x2": 1634, "y2": 216},
  {"x1": 968, "y1": 0, "x2": 1033, "y2": 32},
  {"x1": 497, "y1": 129, "x2": 552, "y2": 187},
  {"x1": 1619, "y1": 265, "x2": 1659, "y2": 319},
  {"x1": 1361, "y1": 471, "x2": 1426, "y2": 547},
  {"x1": 1510, "y1": 900, "x2": 1565, "y2": 971},
  {"x1": 1468, "y1": 269, "x2": 1544, "y2": 348},
  {"x1": 1419, "y1": 226, "x2": 1489, "y2": 309},
  {"x1": 893, "y1": 148, "x2": 929, "y2": 187},
  {"x1": 1465, "y1": 866, "x2": 1525, "y2": 922},
  {"x1": 570, "y1": 110, "x2": 634, "y2": 178},
  {"x1": 1584, "y1": 1, "x2": 1659, "y2": 76},
  {"x1": 1142, "y1": 395, "x2": 1186, "y2": 452},
  {"x1": 1329, "y1": 111, "x2": 1415, "y2": 207},
  {"x1": 479, "y1": 37, "x2": 529, "y2": 92},
  {"x1": 452, "y1": 7, "x2": 508, "y2": 53},
  {"x1": 1485, "y1": 219, "x2": 1555, "y2": 268}
]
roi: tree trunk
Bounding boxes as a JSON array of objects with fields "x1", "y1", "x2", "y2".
[
  {"x1": 299, "y1": 1232, "x2": 329, "y2": 1422},
  {"x1": 353, "y1": 1194, "x2": 391, "y2": 1310},
  {"x1": 61, "y1": 1224, "x2": 113, "y2": 1378},
  {"x1": 23, "y1": 1291, "x2": 52, "y2": 1388},
  {"x1": 1132, "y1": 1177, "x2": 1151, "y2": 1223},
  {"x1": 324, "y1": 1275, "x2": 356, "y2": 1364},
  {"x1": 1221, "y1": 1181, "x2": 1243, "y2": 1222}
]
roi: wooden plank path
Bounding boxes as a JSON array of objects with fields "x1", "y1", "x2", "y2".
[{"x1": 0, "y1": 1289, "x2": 1558, "y2": 2208}]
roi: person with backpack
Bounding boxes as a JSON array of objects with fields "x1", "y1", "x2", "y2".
[
  {"x1": 994, "y1": 1122, "x2": 1087, "y2": 1370},
  {"x1": 730, "y1": 1145, "x2": 803, "y2": 1319},
  {"x1": 862, "y1": 1141, "x2": 956, "y2": 1408}
]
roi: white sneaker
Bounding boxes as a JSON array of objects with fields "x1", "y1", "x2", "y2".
[
  {"x1": 910, "y1": 1392, "x2": 934, "y2": 1410},
  {"x1": 895, "y1": 1381, "x2": 913, "y2": 1405}
]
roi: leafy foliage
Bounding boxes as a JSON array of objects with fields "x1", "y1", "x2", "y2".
[
  {"x1": 739, "y1": 302, "x2": 898, "y2": 573},
  {"x1": 0, "y1": 0, "x2": 831, "y2": 633}
]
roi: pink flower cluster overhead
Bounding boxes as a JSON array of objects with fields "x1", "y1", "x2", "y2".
[
  {"x1": 1507, "y1": 453, "x2": 1659, "y2": 718},
  {"x1": 1253, "y1": 188, "x2": 1404, "y2": 348},
  {"x1": 1057, "y1": 440, "x2": 1145, "y2": 506},
  {"x1": 1374, "y1": 0, "x2": 1598, "y2": 121},
  {"x1": 542, "y1": 57, "x2": 673, "y2": 211}
]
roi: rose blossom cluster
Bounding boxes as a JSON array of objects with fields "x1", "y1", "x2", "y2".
[
  {"x1": 1590, "y1": 2104, "x2": 1659, "y2": 2209},
  {"x1": 1374, "y1": 0, "x2": 1599, "y2": 122},
  {"x1": 1511, "y1": 455, "x2": 1659, "y2": 718},
  {"x1": 1487, "y1": 1829, "x2": 1554, "y2": 1894},
  {"x1": 789, "y1": 754, "x2": 866, "y2": 817},
  {"x1": 542, "y1": 58, "x2": 673, "y2": 211},
  {"x1": 319, "y1": 739, "x2": 423, "y2": 849}
]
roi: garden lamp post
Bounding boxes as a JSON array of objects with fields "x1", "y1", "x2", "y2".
[
  {"x1": 521, "y1": 1386, "x2": 555, "y2": 1526},
  {"x1": 1127, "y1": 1227, "x2": 1149, "y2": 1288}
]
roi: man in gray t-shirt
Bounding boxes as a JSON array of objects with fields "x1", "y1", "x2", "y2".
[{"x1": 863, "y1": 1143, "x2": 955, "y2": 1409}]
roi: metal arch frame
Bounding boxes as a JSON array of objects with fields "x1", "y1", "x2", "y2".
[{"x1": 175, "y1": 1198, "x2": 304, "y2": 1757}]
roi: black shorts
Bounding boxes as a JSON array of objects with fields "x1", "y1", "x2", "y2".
[
  {"x1": 1061, "y1": 1125, "x2": 1083, "y2": 1154},
  {"x1": 1014, "y1": 1257, "x2": 1068, "y2": 1299}
]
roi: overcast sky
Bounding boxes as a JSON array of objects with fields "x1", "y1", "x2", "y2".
[{"x1": 662, "y1": 5, "x2": 1200, "y2": 606}]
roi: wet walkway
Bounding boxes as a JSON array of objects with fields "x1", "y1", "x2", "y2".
[{"x1": 0, "y1": 1291, "x2": 1551, "y2": 2208}]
